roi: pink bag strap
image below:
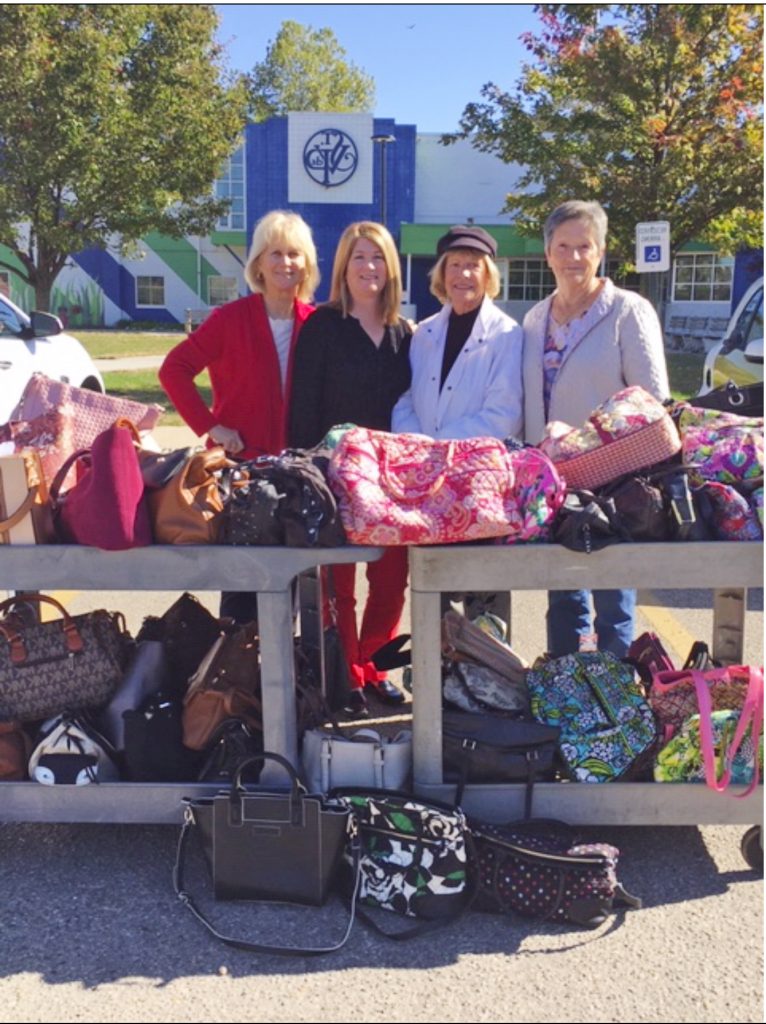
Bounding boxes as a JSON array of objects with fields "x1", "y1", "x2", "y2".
[{"x1": 691, "y1": 667, "x2": 763, "y2": 798}]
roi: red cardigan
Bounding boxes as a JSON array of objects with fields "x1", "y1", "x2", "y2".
[{"x1": 159, "y1": 293, "x2": 314, "y2": 459}]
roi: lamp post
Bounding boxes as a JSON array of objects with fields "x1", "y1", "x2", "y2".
[{"x1": 371, "y1": 133, "x2": 396, "y2": 229}]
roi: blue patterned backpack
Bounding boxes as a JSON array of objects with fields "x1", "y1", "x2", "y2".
[{"x1": 527, "y1": 652, "x2": 658, "y2": 782}]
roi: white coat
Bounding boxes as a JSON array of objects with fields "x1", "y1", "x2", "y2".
[{"x1": 391, "y1": 296, "x2": 523, "y2": 440}]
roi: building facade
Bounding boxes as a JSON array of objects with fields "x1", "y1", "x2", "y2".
[{"x1": 1, "y1": 112, "x2": 761, "y2": 341}]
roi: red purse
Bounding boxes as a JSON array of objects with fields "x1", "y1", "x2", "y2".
[
  {"x1": 328, "y1": 427, "x2": 519, "y2": 545},
  {"x1": 50, "y1": 419, "x2": 152, "y2": 550}
]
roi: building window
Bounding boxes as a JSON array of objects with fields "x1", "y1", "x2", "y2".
[
  {"x1": 136, "y1": 276, "x2": 165, "y2": 307},
  {"x1": 507, "y1": 259, "x2": 556, "y2": 302},
  {"x1": 215, "y1": 145, "x2": 246, "y2": 231},
  {"x1": 673, "y1": 253, "x2": 733, "y2": 303},
  {"x1": 207, "y1": 275, "x2": 238, "y2": 306}
]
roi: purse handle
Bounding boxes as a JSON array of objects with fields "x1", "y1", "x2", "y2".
[
  {"x1": 0, "y1": 485, "x2": 39, "y2": 535},
  {"x1": 0, "y1": 593, "x2": 83, "y2": 664},
  {"x1": 378, "y1": 441, "x2": 454, "y2": 502},
  {"x1": 173, "y1": 798, "x2": 362, "y2": 957},
  {"x1": 691, "y1": 667, "x2": 763, "y2": 798}
]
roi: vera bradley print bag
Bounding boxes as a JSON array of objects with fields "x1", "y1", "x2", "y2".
[{"x1": 328, "y1": 427, "x2": 554, "y2": 546}]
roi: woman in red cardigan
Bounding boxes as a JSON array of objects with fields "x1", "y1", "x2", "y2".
[{"x1": 159, "y1": 209, "x2": 318, "y2": 621}]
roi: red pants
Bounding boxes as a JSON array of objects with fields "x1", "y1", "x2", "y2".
[{"x1": 327, "y1": 547, "x2": 408, "y2": 689}]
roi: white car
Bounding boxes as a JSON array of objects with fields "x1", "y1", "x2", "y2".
[
  {"x1": 0, "y1": 293, "x2": 104, "y2": 425},
  {"x1": 700, "y1": 277, "x2": 764, "y2": 394}
]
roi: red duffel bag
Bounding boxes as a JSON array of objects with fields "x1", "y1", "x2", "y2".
[{"x1": 328, "y1": 427, "x2": 524, "y2": 546}]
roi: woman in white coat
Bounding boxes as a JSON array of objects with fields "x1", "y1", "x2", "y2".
[
  {"x1": 392, "y1": 225, "x2": 523, "y2": 440},
  {"x1": 392, "y1": 225, "x2": 523, "y2": 624}
]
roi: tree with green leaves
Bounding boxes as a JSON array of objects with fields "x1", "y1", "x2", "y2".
[
  {"x1": 248, "y1": 20, "x2": 375, "y2": 121},
  {"x1": 445, "y1": 4, "x2": 763, "y2": 264},
  {"x1": 0, "y1": 4, "x2": 248, "y2": 309}
]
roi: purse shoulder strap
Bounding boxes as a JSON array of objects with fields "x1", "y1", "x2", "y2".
[
  {"x1": 173, "y1": 806, "x2": 361, "y2": 957},
  {"x1": 692, "y1": 667, "x2": 763, "y2": 798}
]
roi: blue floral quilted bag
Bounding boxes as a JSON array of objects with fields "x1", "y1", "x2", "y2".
[{"x1": 527, "y1": 652, "x2": 658, "y2": 782}]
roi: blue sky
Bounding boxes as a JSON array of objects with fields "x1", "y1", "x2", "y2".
[{"x1": 215, "y1": 3, "x2": 541, "y2": 133}]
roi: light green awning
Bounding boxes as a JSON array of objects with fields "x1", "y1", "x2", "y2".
[{"x1": 399, "y1": 223, "x2": 544, "y2": 258}]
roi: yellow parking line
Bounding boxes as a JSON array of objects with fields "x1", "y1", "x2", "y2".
[{"x1": 636, "y1": 593, "x2": 697, "y2": 663}]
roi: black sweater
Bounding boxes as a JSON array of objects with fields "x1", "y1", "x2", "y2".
[{"x1": 288, "y1": 305, "x2": 412, "y2": 449}]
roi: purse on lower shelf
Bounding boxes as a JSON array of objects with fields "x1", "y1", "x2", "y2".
[
  {"x1": 301, "y1": 727, "x2": 412, "y2": 795},
  {"x1": 0, "y1": 593, "x2": 131, "y2": 723},
  {"x1": 174, "y1": 752, "x2": 359, "y2": 957},
  {"x1": 28, "y1": 714, "x2": 120, "y2": 785}
]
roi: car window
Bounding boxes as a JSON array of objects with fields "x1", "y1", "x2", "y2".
[
  {"x1": 0, "y1": 298, "x2": 24, "y2": 336},
  {"x1": 743, "y1": 289, "x2": 763, "y2": 346},
  {"x1": 732, "y1": 287, "x2": 762, "y2": 349}
]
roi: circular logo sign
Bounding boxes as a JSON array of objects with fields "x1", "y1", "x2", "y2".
[{"x1": 302, "y1": 128, "x2": 359, "y2": 188}]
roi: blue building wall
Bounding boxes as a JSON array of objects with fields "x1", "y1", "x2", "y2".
[{"x1": 245, "y1": 117, "x2": 416, "y2": 302}]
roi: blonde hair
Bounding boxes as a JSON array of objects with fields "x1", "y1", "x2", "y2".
[
  {"x1": 244, "y1": 210, "x2": 319, "y2": 302},
  {"x1": 329, "y1": 221, "x2": 403, "y2": 325},
  {"x1": 429, "y1": 249, "x2": 501, "y2": 304}
]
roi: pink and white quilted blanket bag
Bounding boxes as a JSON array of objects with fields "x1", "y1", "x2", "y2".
[{"x1": 328, "y1": 428, "x2": 519, "y2": 545}]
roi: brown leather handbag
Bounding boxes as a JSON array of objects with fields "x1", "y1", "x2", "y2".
[
  {"x1": 147, "y1": 446, "x2": 234, "y2": 544},
  {"x1": 182, "y1": 624, "x2": 262, "y2": 750}
]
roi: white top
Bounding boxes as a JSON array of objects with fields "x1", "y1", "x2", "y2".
[{"x1": 269, "y1": 316, "x2": 294, "y2": 390}]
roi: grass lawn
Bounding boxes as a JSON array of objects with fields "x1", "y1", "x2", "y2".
[
  {"x1": 96, "y1": 330, "x2": 703, "y2": 426},
  {"x1": 103, "y1": 369, "x2": 211, "y2": 427},
  {"x1": 77, "y1": 330, "x2": 182, "y2": 359}
]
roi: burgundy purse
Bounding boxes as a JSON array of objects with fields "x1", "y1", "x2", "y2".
[{"x1": 50, "y1": 419, "x2": 152, "y2": 550}]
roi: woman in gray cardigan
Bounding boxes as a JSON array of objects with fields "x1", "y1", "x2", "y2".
[{"x1": 522, "y1": 200, "x2": 670, "y2": 658}]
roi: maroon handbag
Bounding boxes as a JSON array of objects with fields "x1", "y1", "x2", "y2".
[{"x1": 50, "y1": 419, "x2": 152, "y2": 550}]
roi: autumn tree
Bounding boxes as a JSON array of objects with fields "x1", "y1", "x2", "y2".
[
  {"x1": 248, "y1": 20, "x2": 375, "y2": 121},
  {"x1": 445, "y1": 4, "x2": 763, "y2": 263},
  {"x1": 0, "y1": 4, "x2": 248, "y2": 308}
]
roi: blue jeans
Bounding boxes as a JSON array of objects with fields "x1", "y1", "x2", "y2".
[{"x1": 547, "y1": 589, "x2": 636, "y2": 659}]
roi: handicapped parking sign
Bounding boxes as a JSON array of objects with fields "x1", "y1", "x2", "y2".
[{"x1": 635, "y1": 222, "x2": 670, "y2": 272}]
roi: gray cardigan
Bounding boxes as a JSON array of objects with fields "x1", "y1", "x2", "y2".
[{"x1": 522, "y1": 279, "x2": 670, "y2": 444}]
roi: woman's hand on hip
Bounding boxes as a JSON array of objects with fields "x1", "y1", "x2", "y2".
[{"x1": 209, "y1": 424, "x2": 245, "y2": 455}]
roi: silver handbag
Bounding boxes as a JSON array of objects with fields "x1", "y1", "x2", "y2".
[{"x1": 301, "y1": 727, "x2": 412, "y2": 795}]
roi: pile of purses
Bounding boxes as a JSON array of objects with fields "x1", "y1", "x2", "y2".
[
  {"x1": 546, "y1": 384, "x2": 763, "y2": 548},
  {"x1": 627, "y1": 631, "x2": 764, "y2": 794},
  {"x1": 173, "y1": 750, "x2": 643, "y2": 958}
]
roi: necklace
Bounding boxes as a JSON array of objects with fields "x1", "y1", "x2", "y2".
[{"x1": 551, "y1": 281, "x2": 603, "y2": 326}]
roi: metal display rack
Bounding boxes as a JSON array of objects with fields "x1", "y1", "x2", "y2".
[
  {"x1": 409, "y1": 542, "x2": 763, "y2": 839},
  {"x1": 0, "y1": 543, "x2": 382, "y2": 822}
]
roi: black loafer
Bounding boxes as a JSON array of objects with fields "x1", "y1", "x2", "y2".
[{"x1": 365, "y1": 678, "x2": 406, "y2": 705}]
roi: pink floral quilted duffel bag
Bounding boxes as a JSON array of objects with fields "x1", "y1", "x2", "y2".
[
  {"x1": 538, "y1": 386, "x2": 681, "y2": 490},
  {"x1": 328, "y1": 428, "x2": 520, "y2": 545}
]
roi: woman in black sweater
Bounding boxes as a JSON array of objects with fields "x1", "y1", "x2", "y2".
[{"x1": 289, "y1": 222, "x2": 412, "y2": 715}]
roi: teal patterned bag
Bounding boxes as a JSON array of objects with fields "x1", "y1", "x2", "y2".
[{"x1": 527, "y1": 652, "x2": 658, "y2": 782}]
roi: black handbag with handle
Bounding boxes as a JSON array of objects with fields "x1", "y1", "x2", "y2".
[{"x1": 174, "y1": 752, "x2": 361, "y2": 957}]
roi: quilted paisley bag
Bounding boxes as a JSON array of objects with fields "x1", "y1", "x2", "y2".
[
  {"x1": 527, "y1": 652, "x2": 658, "y2": 782},
  {"x1": 328, "y1": 428, "x2": 519, "y2": 545},
  {"x1": 539, "y1": 386, "x2": 681, "y2": 490}
]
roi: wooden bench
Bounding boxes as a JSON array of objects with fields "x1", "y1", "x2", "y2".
[{"x1": 184, "y1": 308, "x2": 210, "y2": 334}]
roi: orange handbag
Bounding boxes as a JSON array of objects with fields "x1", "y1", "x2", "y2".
[{"x1": 147, "y1": 446, "x2": 234, "y2": 544}]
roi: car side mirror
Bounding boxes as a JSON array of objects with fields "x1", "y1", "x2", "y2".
[
  {"x1": 720, "y1": 328, "x2": 744, "y2": 355},
  {"x1": 30, "y1": 310, "x2": 64, "y2": 337},
  {"x1": 743, "y1": 337, "x2": 763, "y2": 365}
]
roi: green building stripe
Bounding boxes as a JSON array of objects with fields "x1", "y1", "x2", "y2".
[{"x1": 142, "y1": 232, "x2": 221, "y2": 301}]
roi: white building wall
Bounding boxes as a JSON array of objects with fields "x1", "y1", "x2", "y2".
[{"x1": 414, "y1": 134, "x2": 523, "y2": 225}]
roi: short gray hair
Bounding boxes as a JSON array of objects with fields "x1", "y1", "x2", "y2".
[{"x1": 543, "y1": 201, "x2": 608, "y2": 251}]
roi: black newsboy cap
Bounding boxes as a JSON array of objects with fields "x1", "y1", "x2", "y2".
[{"x1": 436, "y1": 225, "x2": 498, "y2": 259}]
